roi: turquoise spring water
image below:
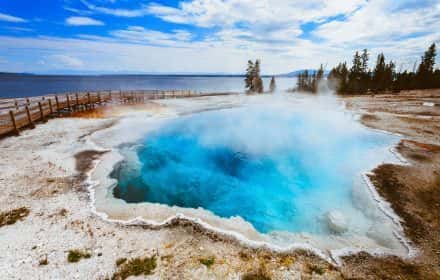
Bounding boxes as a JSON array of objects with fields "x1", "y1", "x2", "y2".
[{"x1": 112, "y1": 105, "x2": 399, "y2": 235}]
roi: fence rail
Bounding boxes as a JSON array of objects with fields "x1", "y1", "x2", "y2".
[{"x1": 0, "y1": 89, "x2": 200, "y2": 137}]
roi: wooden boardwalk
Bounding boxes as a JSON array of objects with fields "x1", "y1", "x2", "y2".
[{"x1": 0, "y1": 89, "x2": 216, "y2": 137}]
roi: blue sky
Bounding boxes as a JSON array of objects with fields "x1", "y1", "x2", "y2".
[{"x1": 0, "y1": 0, "x2": 439, "y2": 74}]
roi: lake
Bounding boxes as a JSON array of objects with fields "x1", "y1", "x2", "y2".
[{"x1": 0, "y1": 75, "x2": 296, "y2": 98}]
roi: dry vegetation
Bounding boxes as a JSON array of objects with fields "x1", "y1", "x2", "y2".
[
  {"x1": 67, "y1": 249, "x2": 92, "y2": 263},
  {"x1": 0, "y1": 207, "x2": 30, "y2": 227},
  {"x1": 111, "y1": 256, "x2": 157, "y2": 280},
  {"x1": 341, "y1": 90, "x2": 440, "y2": 279}
]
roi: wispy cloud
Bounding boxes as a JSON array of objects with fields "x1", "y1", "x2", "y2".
[
  {"x1": 147, "y1": 0, "x2": 367, "y2": 27},
  {"x1": 110, "y1": 26, "x2": 192, "y2": 46},
  {"x1": 0, "y1": 12, "x2": 27, "y2": 23},
  {"x1": 49, "y1": 54, "x2": 84, "y2": 68},
  {"x1": 79, "y1": 0, "x2": 150, "y2": 17},
  {"x1": 4, "y1": 26, "x2": 34, "y2": 32},
  {"x1": 66, "y1": 16, "x2": 104, "y2": 26},
  {"x1": 314, "y1": 0, "x2": 440, "y2": 46}
]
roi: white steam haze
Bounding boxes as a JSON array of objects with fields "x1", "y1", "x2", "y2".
[{"x1": 90, "y1": 89, "x2": 412, "y2": 260}]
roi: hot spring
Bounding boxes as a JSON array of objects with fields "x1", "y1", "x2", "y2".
[{"x1": 105, "y1": 97, "x2": 409, "y2": 256}]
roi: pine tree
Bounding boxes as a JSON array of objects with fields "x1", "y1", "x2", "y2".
[
  {"x1": 269, "y1": 76, "x2": 276, "y2": 93},
  {"x1": 384, "y1": 60, "x2": 395, "y2": 90},
  {"x1": 252, "y1": 76, "x2": 264, "y2": 93},
  {"x1": 316, "y1": 64, "x2": 324, "y2": 81},
  {"x1": 328, "y1": 62, "x2": 349, "y2": 93},
  {"x1": 360, "y1": 49, "x2": 370, "y2": 91},
  {"x1": 348, "y1": 51, "x2": 363, "y2": 93},
  {"x1": 373, "y1": 53, "x2": 386, "y2": 91},
  {"x1": 361, "y1": 49, "x2": 369, "y2": 73},
  {"x1": 304, "y1": 70, "x2": 309, "y2": 91},
  {"x1": 296, "y1": 72, "x2": 303, "y2": 91},
  {"x1": 314, "y1": 64, "x2": 324, "y2": 92},
  {"x1": 253, "y1": 59, "x2": 263, "y2": 93},
  {"x1": 417, "y1": 43, "x2": 436, "y2": 88},
  {"x1": 254, "y1": 60, "x2": 261, "y2": 78},
  {"x1": 245, "y1": 60, "x2": 254, "y2": 91},
  {"x1": 244, "y1": 59, "x2": 264, "y2": 93}
]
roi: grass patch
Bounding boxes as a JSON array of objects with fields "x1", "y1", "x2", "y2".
[
  {"x1": 242, "y1": 272, "x2": 271, "y2": 280},
  {"x1": 199, "y1": 256, "x2": 215, "y2": 268},
  {"x1": 67, "y1": 250, "x2": 91, "y2": 263},
  {"x1": 112, "y1": 256, "x2": 157, "y2": 280},
  {"x1": 39, "y1": 256, "x2": 48, "y2": 266},
  {"x1": 0, "y1": 207, "x2": 30, "y2": 227},
  {"x1": 115, "y1": 258, "x2": 127, "y2": 266},
  {"x1": 279, "y1": 255, "x2": 295, "y2": 267},
  {"x1": 309, "y1": 264, "x2": 325, "y2": 275},
  {"x1": 239, "y1": 251, "x2": 251, "y2": 261}
]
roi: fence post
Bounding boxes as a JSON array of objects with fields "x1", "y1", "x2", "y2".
[
  {"x1": 55, "y1": 95, "x2": 60, "y2": 115},
  {"x1": 48, "y1": 99, "x2": 54, "y2": 114},
  {"x1": 76, "y1": 93, "x2": 79, "y2": 111},
  {"x1": 38, "y1": 102, "x2": 46, "y2": 122},
  {"x1": 25, "y1": 106, "x2": 35, "y2": 128},
  {"x1": 14, "y1": 100, "x2": 19, "y2": 111},
  {"x1": 66, "y1": 94, "x2": 71, "y2": 112},
  {"x1": 87, "y1": 92, "x2": 92, "y2": 108},
  {"x1": 9, "y1": 110, "x2": 19, "y2": 135}
]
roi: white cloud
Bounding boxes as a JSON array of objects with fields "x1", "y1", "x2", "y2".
[
  {"x1": 110, "y1": 26, "x2": 192, "y2": 46},
  {"x1": 0, "y1": 35, "x2": 360, "y2": 74},
  {"x1": 50, "y1": 54, "x2": 84, "y2": 68},
  {"x1": 66, "y1": 16, "x2": 105, "y2": 26},
  {"x1": 147, "y1": 0, "x2": 366, "y2": 27},
  {"x1": 5, "y1": 26, "x2": 34, "y2": 32},
  {"x1": 145, "y1": 0, "x2": 366, "y2": 60},
  {"x1": 314, "y1": 0, "x2": 440, "y2": 46},
  {"x1": 0, "y1": 12, "x2": 27, "y2": 23},
  {"x1": 79, "y1": 0, "x2": 150, "y2": 17}
]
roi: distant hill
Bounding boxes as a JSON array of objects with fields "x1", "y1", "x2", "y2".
[{"x1": 0, "y1": 72, "x2": 34, "y2": 76}]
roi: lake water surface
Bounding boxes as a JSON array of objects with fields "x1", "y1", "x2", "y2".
[{"x1": 0, "y1": 75, "x2": 295, "y2": 98}]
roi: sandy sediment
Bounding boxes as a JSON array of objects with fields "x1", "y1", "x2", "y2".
[
  {"x1": 340, "y1": 89, "x2": 440, "y2": 279},
  {"x1": 0, "y1": 91, "x2": 439, "y2": 279}
]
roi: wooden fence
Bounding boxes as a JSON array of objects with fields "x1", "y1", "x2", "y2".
[{"x1": 0, "y1": 89, "x2": 198, "y2": 137}]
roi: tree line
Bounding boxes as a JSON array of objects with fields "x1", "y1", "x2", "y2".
[
  {"x1": 327, "y1": 43, "x2": 439, "y2": 94},
  {"x1": 245, "y1": 59, "x2": 276, "y2": 93},
  {"x1": 296, "y1": 64, "x2": 325, "y2": 93}
]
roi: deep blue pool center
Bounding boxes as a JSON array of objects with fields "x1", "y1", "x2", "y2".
[{"x1": 112, "y1": 106, "x2": 398, "y2": 234}]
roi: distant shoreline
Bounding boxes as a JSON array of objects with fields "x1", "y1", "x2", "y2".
[{"x1": 0, "y1": 72, "x2": 302, "y2": 78}]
